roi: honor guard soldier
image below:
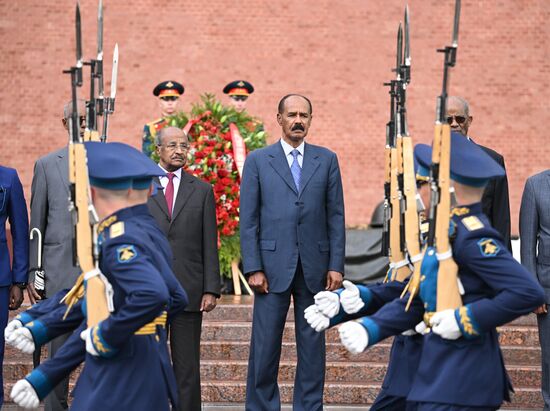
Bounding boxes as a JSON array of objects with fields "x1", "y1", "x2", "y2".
[
  {"x1": 9, "y1": 142, "x2": 188, "y2": 411},
  {"x1": 338, "y1": 132, "x2": 545, "y2": 411},
  {"x1": 142, "y1": 80, "x2": 185, "y2": 158},
  {"x1": 223, "y1": 80, "x2": 254, "y2": 112}
]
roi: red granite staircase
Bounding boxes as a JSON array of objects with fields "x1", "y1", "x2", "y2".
[{"x1": 3, "y1": 295, "x2": 544, "y2": 408}]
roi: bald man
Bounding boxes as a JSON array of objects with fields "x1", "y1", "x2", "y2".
[{"x1": 446, "y1": 96, "x2": 511, "y2": 250}]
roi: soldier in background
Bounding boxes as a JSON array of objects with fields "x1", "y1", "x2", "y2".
[
  {"x1": 223, "y1": 80, "x2": 254, "y2": 112},
  {"x1": 142, "y1": 81, "x2": 184, "y2": 158}
]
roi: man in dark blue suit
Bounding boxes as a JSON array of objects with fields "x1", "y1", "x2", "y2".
[
  {"x1": 0, "y1": 165, "x2": 29, "y2": 407},
  {"x1": 240, "y1": 94, "x2": 345, "y2": 411}
]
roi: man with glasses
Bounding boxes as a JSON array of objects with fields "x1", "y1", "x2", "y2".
[
  {"x1": 142, "y1": 81, "x2": 185, "y2": 158},
  {"x1": 447, "y1": 95, "x2": 512, "y2": 249},
  {"x1": 223, "y1": 80, "x2": 254, "y2": 112},
  {"x1": 26, "y1": 100, "x2": 86, "y2": 411},
  {"x1": 147, "y1": 126, "x2": 220, "y2": 411}
]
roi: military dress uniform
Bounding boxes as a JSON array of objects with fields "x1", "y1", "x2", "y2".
[
  {"x1": 142, "y1": 80, "x2": 184, "y2": 158},
  {"x1": 341, "y1": 133, "x2": 545, "y2": 411},
  {"x1": 9, "y1": 142, "x2": 188, "y2": 411}
]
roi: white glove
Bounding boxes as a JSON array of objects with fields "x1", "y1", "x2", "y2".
[
  {"x1": 5, "y1": 319, "x2": 23, "y2": 342},
  {"x1": 414, "y1": 321, "x2": 430, "y2": 335},
  {"x1": 314, "y1": 291, "x2": 340, "y2": 318},
  {"x1": 338, "y1": 321, "x2": 369, "y2": 354},
  {"x1": 401, "y1": 329, "x2": 417, "y2": 336},
  {"x1": 304, "y1": 305, "x2": 330, "y2": 332},
  {"x1": 11, "y1": 379, "x2": 40, "y2": 409},
  {"x1": 8, "y1": 328, "x2": 35, "y2": 354},
  {"x1": 430, "y1": 309, "x2": 462, "y2": 340},
  {"x1": 80, "y1": 327, "x2": 99, "y2": 357},
  {"x1": 340, "y1": 280, "x2": 365, "y2": 314}
]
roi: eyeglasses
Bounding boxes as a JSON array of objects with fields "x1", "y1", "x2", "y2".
[
  {"x1": 446, "y1": 115, "x2": 467, "y2": 125},
  {"x1": 230, "y1": 95, "x2": 248, "y2": 102},
  {"x1": 160, "y1": 142, "x2": 190, "y2": 151},
  {"x1": 160, "y1": 96, "x2": 179, "y2": 102}
]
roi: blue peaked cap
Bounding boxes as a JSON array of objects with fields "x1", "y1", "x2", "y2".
[
  {"x1": 85, "y1": 142, "x2": 165, "y2": 190},
  {"x1": 414, "y1": 131, "x2": 505, "y2": 187}
]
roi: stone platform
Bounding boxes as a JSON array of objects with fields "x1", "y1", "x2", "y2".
[{"x1": 3, "y1": 295, "x2": 545, "y2": 409}]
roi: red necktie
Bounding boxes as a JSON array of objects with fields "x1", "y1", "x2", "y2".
[{"x1": 165, "y1": 172, "x2": 175, "y2": 218}]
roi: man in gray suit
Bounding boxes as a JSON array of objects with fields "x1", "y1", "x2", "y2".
[
  {"x1": 520, "y1": 170, "x2": 550, "y2": 410},
  {"x1": 147, "y1": 126, "x2": 220, "y2": 411},
  {"x1": 240, "y1": 94, "x2": 345, "y2": 410},
  {"x1": 26, "y1": 101, "x2": 84, "y2": 411}
]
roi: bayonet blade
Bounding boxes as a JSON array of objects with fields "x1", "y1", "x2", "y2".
[
  {"x1": 404, "y1": 6, "x2": 411, "y2": 66},
  {"x1": 452, "y1": 0, "x2": 461, "y2": 47},
  {"x1": 396, "y1": 23, "x2": 403, "y2": 77},
  {"x1": 76, "y1": 2, "x2": 83, "y2": 85},
  {"x1": 110, "y1": 43, "x2": 118, "y2": 99},
  {"x1": 97, "y1": 0, "x2": 103, "y2": 61}
]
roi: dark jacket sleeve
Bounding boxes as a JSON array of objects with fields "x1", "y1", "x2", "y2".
[
  {"x1": 327, "y1": 152, "x2": 346, "y2": 274},
  {"x1": 202, "y1": 186, "x2": 220, "y2": 297},
  {"x1": 519, "y1": 177, "x2": 538, "y2": 278},
  {"x1": 8, "y1": 169, "x2": 29, "y2": 284}
]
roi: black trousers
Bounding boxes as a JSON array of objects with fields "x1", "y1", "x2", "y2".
[{"x1": 170, "y1": 311, "x2": 203, "y2": 411}]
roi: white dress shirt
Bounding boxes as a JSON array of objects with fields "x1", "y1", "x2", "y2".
[
  {"x1": 158, "y1": 165, "x2": 182, "y2": 211},
  {"x1": 280, "y1": 138, "x2": 304, "y2": 168}
]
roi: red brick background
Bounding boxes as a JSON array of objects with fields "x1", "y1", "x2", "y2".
[{"x1": 1, "y1": 0, "x2": 548, "y2": 234}]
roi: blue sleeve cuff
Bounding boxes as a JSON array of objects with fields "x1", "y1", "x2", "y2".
[
  {"x1": 16, "y1": 311, "x2": 34, "y2": 325},
  {"x1": 26, "y1": 320, "x2": 49, "y2": 346},
  {"x1": 25, "y1": 369, "x2": 53, "y2": 400},
  {"x1": 454, "y1": 304, "x2": 481, "y2": 339},
  {"x1": 357, "y1": 317, "x2": 381, "y2": 346},
  {"x1": 92, "y1": 323, "x2": 118, "y2": 358},
  {"x1": 357, "y1": 285, "x2": 373, "y2": 307},
  {"x1": 334, "y1": 288, "x2": 344, "y2": 296}
]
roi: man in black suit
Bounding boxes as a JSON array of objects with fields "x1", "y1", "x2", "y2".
[
  {"x1": 147, "y1": 126, "x2": 220, "y2": 411},
  {"x1": 447, "y1": 96, "x2": 512, "y2": 250}
]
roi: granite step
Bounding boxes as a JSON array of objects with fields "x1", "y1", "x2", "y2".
[
  {"x1": 198, "y1": 341, "x2": 541, "y2": 366},
  {"x1": 200, "y1": 321, "x2": 541, "y2": 346},
  {"x1": 200, "y1": 381, "x2": 543, "y2": 408}
]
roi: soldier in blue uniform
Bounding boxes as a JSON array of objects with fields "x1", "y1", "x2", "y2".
[
  {"x1": 9, "y1": 142, "x2": 188, "y2": 410},
  {"x1": 338, "y1": 132, "x2": 545, "y2": 411},
  {"x1": 142, "y1": 80, "x2": 185, "y2": 158},
  {"x1": 305, "y1": 163, "x2": 431, "y2": 410}
]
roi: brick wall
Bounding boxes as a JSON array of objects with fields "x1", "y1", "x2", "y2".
[{"x1": 1, "y1": 0, "x2": 548, "y2": 234}]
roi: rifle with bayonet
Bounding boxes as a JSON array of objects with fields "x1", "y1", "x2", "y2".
[
  {"x1": 64, "y1": 2, "x2": 108, "y2": 327},
  {"x1": 386, "y1": 23, "x2": 412, "y2": 283},
  {"x1": 407, "y1": 0, "x2": 463, "y2": 314},
  {"x1": 83, "y1": 0, "x2": 103, "y2": 142}
]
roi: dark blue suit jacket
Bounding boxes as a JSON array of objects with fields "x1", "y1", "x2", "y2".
[
  {"x1": 240, "y1": 141, "x2": 345, "y2": 293},
  {"x1": 0, "y1": 166, "x2": 28, "y2": 287}
]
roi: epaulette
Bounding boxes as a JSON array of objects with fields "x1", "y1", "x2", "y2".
[
  {"x1": 451, "y1": 207, "x2": 470, "y2": 217},
  {"x1": 97, "y1": 215, "x2": 117, "y2": 235},
  {"x1": 461, "y1": 215, "x2": 484, "y2": 231},
  {"x1": 109, "y1": 221, "x2": 125, "y2": 238},
  {"x1": 146, "y1": 117, "x2": 165, "y2": 127}
]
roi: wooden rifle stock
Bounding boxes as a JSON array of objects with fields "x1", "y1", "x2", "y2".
[
  {"x1": 388, "y1": 139, "x2": 411, "y2": 282},
  {"x1": 68, "y1": 143, "x2": 109, "y2": 327},
  {"x1": 435, "y1": 123, "x2": 462, "y2": 311}
]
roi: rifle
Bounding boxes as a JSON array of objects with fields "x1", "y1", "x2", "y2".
[
  {"x1": 83, "y1": 0, "x2": 103, "y2": 142},
  {"x1": 387, "y1": 23, "x2": 412, "y2": 283},
  {"x1": 100, "y1": 43, "x2": 118, "y2": 142},
  {"x1": 64, "y1": 2, "x2": 108, "y2": 327},
  {"x1": 415, "y1": 0, "x2": 462, "y2": 315}
]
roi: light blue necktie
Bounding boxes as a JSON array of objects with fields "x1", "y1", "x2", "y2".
[{"x1": 290, "y1": 149, "x2": 302, "y2": 191}]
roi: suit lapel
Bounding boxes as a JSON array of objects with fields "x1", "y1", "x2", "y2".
[
  {"x1": 150, "y1": 176, "x2": 170, "y2": 219},
  {"x1": 170, "y1": 171, "x2": 196, "y2": 223},
  {"x1": 56, "y1": 148, "x2": 70, "y2": 196},
  {"x1": 298, "y1": 143, "x2": 320, "y2": 198},
  {"x1": 268, "y1": 143, "x2": 298, "y2": 195}
]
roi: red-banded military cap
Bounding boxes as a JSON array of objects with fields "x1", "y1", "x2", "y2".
[
  {"x1": 153, "y1": 80, "x2": 185, "y2": 97},
  {"x1": 223, "y1": 80, "x2": 254, "y2": 96}
]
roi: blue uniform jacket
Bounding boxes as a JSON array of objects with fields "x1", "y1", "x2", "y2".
[
  {"x1": 358, "y1": 203, "x2": 545, "y2": 407},
  {"x1": 25, "y1": 204, "x2": 187, "y2": 410},
  {"x1": 0, "y1": 166, "x2": 28, "y2": 286}
]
